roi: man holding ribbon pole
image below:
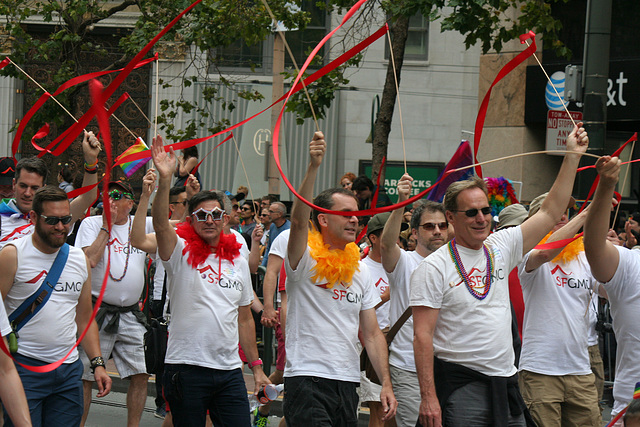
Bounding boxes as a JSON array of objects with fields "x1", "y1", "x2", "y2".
[
  {"x1": 284, "y1": 131, "x2": 396, "y2": 426},
  {"x1": 411, "y1": 123, "x2": 588, "y2": 427}
]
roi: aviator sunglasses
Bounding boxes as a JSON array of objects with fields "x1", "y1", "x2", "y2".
[
  {"x1": 452, "y1": 206, "x2": 492, "y2": 217},
  {"x1": 192, "y1": 207, "x2": 225, "y2": 222},
  {"x1": 40, "y1": 214, "x2": 73, "y2": 225},
  {"x1": 109, "y1": 189, "x2": 133, "y2": 201}
]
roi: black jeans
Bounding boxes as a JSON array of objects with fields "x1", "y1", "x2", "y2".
[
  {"x1": 163, "y1": 364, "x2": 250, "y2": 427},
  {"x1": 283, "y1": 376, "x2": 359, "y2": 427}
]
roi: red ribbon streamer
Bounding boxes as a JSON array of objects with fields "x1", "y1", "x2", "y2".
[
  {"x1": 116, "y1": 23, "x2": 390, "y2": 167},
  {"x1": 188, "y1": 133, "x2": 234, "y2": 181},
  {"x1": 473, "y1": 31, "x2": 537, "y2": 177}
]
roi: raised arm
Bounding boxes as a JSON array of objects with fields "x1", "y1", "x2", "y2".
[
  {"x1": 150, "y1": 135, "x2": 178, "y2": 261},
  {"x1": 381, "y1": 174, "x2": 412, "y2": 273},
  {"x1": 69, "y1": 131, "x2": 100, "y2": 222},
  {"x1": 131, "y1": 168, "x2": 158, "y2": 254},
  {"x1": 520, "y1": 123, "x2": 589, "y2": 254},
  {"x1": 523, "y1": 206, "x2": 589, "y2": 272},
  {"x1": 584, "y1": 156, "x2": 622, "y2": 283},
  {"x1": 287, "y1": 132, "x2": 326, "y2": 270},
  {"x1": 0, "y1": 336, "x2": 31, "y2": 427},
  {"x1": 248, "y1": 224, "x2": 264, "y2": 273}
]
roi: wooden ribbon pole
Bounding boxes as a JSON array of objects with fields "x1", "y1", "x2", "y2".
[
  {"x1": 522, "y1": 37, "x2": 577, "y2": 128},
  {"x1": 259, "y1": 0, "x2": 320, "y2": 131},
  {"x1": 448, "y1": 150, "x2": 601, "y2": 174},
  {"x1": 611, "y1": 139, "x2": 636, "y2": 228},
  {"x1": 386, "y1": 30, "x2": 407, "y2": 174}
]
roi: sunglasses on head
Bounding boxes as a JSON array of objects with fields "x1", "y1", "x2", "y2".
[
  {"x1": 419, "y1": 221, "x2": 448, "y2": 231},
  {"x1": 109, "y1": 189, "x2": 133, "y2": 201},
  {"x1": 40, "y1": 214, "x2": 73, "y2": 225},
  {"x1": 191, "y1": 207, "x2": 225, "y2": 222},
  {"x1": 453, "y1": 206, "x2": 492, "y2": 217}
]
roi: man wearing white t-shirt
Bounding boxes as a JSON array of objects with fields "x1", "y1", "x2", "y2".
[
  {"x1": 76, "y1": 180, "x2": 153, "y2": 427},
  {"x1": 380, "y1": 174, "x2": 447, "y2": 427},
  {"x1": 0, "y1": 186, "x2": 111, "y2": 426},
  {"x1": 0, "y1": 131, "x2": 100, "y2": 249},
  {"x1": 517, "y1": 194, "x2": 600, "y2": 426},
  {"x1": 584, "y1": 155, "x2": 640, "y2": 425},
  {"x1": 359, "y1": 213, "x2": 391, "y2": 427},
  {"x1": 284, "y1": 132, "x2": 396, "y2": 426},
  {"x1": 150, "y1": 135, "x2": 269, "y2": 426},
  {"x1": 411, "y1": 123, "x2": 588, "y2": 427},
  {"x1": 0, "y1": 292, "x2": 30, "y2": 427}
]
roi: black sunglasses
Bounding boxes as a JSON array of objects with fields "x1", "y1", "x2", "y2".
[
  {"x1": 109, "y1": 189, "x2": 133, "y2": 201},
  {"x1": 453, "y1": 206, "x2": 492, "y2": 217},
  {"x1": 40, "y1": 214, "x2": 73, "y2": 225},
  {"x1": 419, "y1": 221, "x2": 448, "y2": 231},
  {"x1": 240, "y1": 206, "x2": 252, "y2": 211},
  {"x1": 170, "y1": 200, "x2": 188, "y2": 206}
]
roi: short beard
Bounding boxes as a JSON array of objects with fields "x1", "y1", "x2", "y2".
[{"x1": 35, "y1": 222, "x2": 67, "y2": 249}]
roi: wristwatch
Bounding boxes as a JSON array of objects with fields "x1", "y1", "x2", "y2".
[
  {"x1": 90, "y1": 356, "x2": 106, "y2": 373},
  {"x1": 247, "y1": 358, "x2": 263, "y2": 369}
]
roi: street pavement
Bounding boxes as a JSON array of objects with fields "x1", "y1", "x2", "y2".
[{"x1": 84, "y1": 360, "x2": 613, "y2": 426}]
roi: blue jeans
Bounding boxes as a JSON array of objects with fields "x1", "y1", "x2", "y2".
[
  {"x1": 283, "y1": 376, "x2": 359, "y2": 427},
  {"x1": 443, "y1": 381, "x2": 525, "y2": 427},
  {"x1": 163, "y1": 364, "x2": 251, "y2": 427},
  {"x1": 3, "y1": 353, "x2": 83, "y2": 427}
]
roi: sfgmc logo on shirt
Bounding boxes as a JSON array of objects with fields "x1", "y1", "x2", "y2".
[
  {"x1": 26, "y1": 270, "x2": 82, "y2": 292},
  {"x1": 550, "y1": 265, "x2": 590, "y2": 289},
  {"x1": 108, "y1": 238, "x2": 145, "y2": 255},
  {"x1": 197, "y1": 265, "x2": 243, "y2": 291},
  {"x1": 374, "y1": 277, "x2": 388, "y2": 293},
  {"x1": 315, "y1": 282, "x2": 363, "y2": 304},
  {"x1": 451, "y1": 267, "x2": 505, "y2": 288}
]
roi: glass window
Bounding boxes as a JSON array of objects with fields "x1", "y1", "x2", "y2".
[{"x1": 385, "y1": 13, "x2": 429, "y2": 62}]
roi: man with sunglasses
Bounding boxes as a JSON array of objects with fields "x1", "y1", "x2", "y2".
[
  {"x1": 150, "y1": 135, "x2": 269, "y2": 426},
  {"x1": 284, "y1": 132, "x2": 396, "y2": 425},
  {"x1": 0, "y1": 131, "x2": 100, "y2": 249},
  {"x1": 0, "y1": 186, "x2": 111, "y2": 425},
  {"x1": 75, "y1": 179, "x2": 154, "y2": 427},
  {"x1": 378, "y1": 174, "x2": 448, "y2": 427},
  {"x1": 411, "y1": 123, "x2": 589, "y2": 427}
]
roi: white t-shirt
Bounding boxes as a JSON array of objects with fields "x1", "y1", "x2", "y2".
[
  {"x1": 361, "y1": 256, "x2": 390, "y2": 329},
  {"x1": 269, "y1": 229, "x2": 290, "y2": 259},
  {"x1": 0, "y1": 200, "x2": 33, "y2": 249},
  {"x1": 410, "y1": 227, "x2": 523, "y2": 377},
  {"x1": 388, "y1": 250, "x2": 424, "y2": 372},
  {"x1": 518, "y1": 252, "x2": 594, "y2": 375},
  {"x1": 285, "y1": 246, "x2": 380, "y2": 382},
  {"x1": 75, "y1": 216, "x2": 153, "y2": 306},
  {"x1": 587, "y1": 291, "x2": 599, "y2": 347},
  {"x1": 601, "y1": 246, "x2": 640, "y2": 410},
  {"x1": 0, "y1": 293, "x2": 10, "y2": 336},
  {"x1": 4, "y1": 235, "x2": 88, "y2": 363},
  {"x1": 162, "y1": 236, "x2": 253, "y2": 370},
  {"x1": 230, "y1": 228, "x2": 249, "y2": 259}
]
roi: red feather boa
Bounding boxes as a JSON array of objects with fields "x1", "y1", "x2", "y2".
[{"x1": 175, "y1": 222, "x2": 241, "y2": 268}]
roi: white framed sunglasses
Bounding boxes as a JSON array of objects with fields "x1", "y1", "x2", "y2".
[{"x1": 191, "y1": 207, "x2": 225, "y2": 222}]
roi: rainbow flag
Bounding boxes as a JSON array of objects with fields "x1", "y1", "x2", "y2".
[
  {"x1": 427, "y1": 140, "x2": 474, "y2": 203},
  {"x1": 117, "y1": 137, "x2": 150, "y2": 177}
]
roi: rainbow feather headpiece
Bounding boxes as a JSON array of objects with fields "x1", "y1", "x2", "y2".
[
  {"x1": 486, "y1": 176, "x2": 519, "y2": 217},
  {"x1": 308, "y1": 229, "x2": 360, "y2": 288},
  {"x1": 117, "y1": 137, "x2": 150, "y2": 177}
]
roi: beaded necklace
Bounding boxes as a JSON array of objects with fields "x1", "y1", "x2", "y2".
[
  {"x1": 447, "y1": 238, "x2": 494, "y2": 300},
  {"x1": 108, "y1": 216, "x2": 132, "y2": 282}
]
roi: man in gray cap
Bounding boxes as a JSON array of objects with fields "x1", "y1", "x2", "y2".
[
  {"x1": 517, "y1": 192, "x2": 600, "y2": 426},
  {"x1": 497, "y1": 204, "x2": 529, "y2": 231},
  {"x1": 359, "y1": 213, "x2": 392, "y2": 426}
]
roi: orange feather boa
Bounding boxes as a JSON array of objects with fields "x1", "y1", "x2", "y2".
[
  {"x1": 308, "y1": 229, "x2": 360, "y2": 288},
  {"x1": 538, "y1": 231, "x2": 584, "y2": 264}
]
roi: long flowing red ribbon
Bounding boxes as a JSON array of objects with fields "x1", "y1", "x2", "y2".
[
  {"x1": 115, "y1": 24, "x2": 390, "y2": 166},
  {"x1": 473, "y1": 31, "x2": 538, "y2": 177},
  {"x1": 12, "y1": 56, "x2": 157, "y2": 158}
]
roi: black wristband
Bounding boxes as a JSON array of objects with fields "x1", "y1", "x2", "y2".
[{"x1": 90, "y1": 356, "x2": 106, "y2": 373}]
